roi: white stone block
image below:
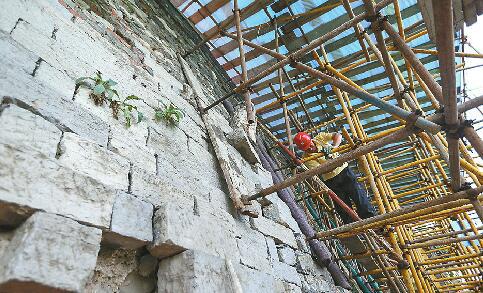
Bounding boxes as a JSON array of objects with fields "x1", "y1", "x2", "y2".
[
  {"x1": 157, "y1": 250, "x2": 231, "y2": 293},
  {"x1": 263, "y1": 194, "x2": 301, "y2": 233},
  {"x1": 0, "y1": 212, "x2": 101, "y2": 292},
  {"x1": 103, "y1": 192, "x2": 153, "y2": 249},
  {"x1": 273, "y1": 261, "x2": 302, "y2": 287},
  {"x1": 277, "y1": 245, "x2": 297, "y2": 266},
  {"x1": 0, "y1": 144, "x2": 115, "y2": 229},
  {"x1": 0, "y1": 104, "x2": 61, "y2": 158},
  {"x1": 129, "y1": 164, "x2": 195, "y2": 207},
  {"x1": 250, "y1": 216, "x2": 297, "y2": 249},
  {"x1": 57, "y1": 132, "x2": 130, "y2": 190},
  {"x1": 0, "y1": 0, "x2": 71, "y2": 36},
  {"x1": 275, "y1": 280, "x2": 303, "y2": 293},
  {"x1": 296, "y1": 253, "x2": 331, "y2": 280},
  {"x1": 235, "y1": 224, "x2": 271, "y2": 273},
  {"x1": 303, "y1": 274, "x2": 339, "y2": 293},
  {"x1": 266, "y1": 236, "x2": 279, "y2": 265},
  {"x1": 35, "y1": 59, "x2": 76, "y2": 100},
  {"x1": 234, "y1": 263, "x2": 276, "y2": 293},
  {"x1": 0, "y1": 33, "x2": 109, "y2": 146},
  {"x1": 109, "y1": 122, "x2": 156, "y2": 173},
  {"x1": 148, "y1": 198, "x2": 239, "y2": 261},
  {"x1": 0, "y1": 31, "x2": 37, "y2": 75}
]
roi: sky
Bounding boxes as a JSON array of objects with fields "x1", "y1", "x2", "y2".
[
  {"x1": 460, "y1": 15, "x2": 483, "y2": 178},
  {"x1": 461, "y1": 16, "x2": 483, "y2": 133}
]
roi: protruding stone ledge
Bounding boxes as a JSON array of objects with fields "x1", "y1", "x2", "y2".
[
  {"x1": 102, "y1": 192, "x2": 153, "y2": 249},
  {"x1": 0, "y1": 212, "x2": 101, "y2": 292}
]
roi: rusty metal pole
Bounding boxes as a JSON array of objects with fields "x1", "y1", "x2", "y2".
[
  {"x1": 459, "y1": 94, "x2": 483, "y2": 113},
  {"x1": 233, "y1": 0, "x2": 255, "y2": 124}
]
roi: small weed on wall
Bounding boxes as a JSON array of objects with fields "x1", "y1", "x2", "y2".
[
  {"x1": 154, "y1": 102, "x2": 184, "y2": 126},
  {"x1": 76, "y1": 72, "x2": 184, "y2": 128},
  {"x1": 76, "y1": 72, "x2": 144, "y2": 127}
]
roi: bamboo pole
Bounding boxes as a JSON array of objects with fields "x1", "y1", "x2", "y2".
[
  {"x1": 221, "y1": 29, "x2": 442, "y2": 134},
  {"x1": 248, "y1": 127, "x2": 417, "y2": 200},
  {"x1": 381, "y1": 19, "x2": 443, "y2": 103},
  {"x1": 309, "y1": 186, "x2": 483, "y2": 239},
  {"x1": 407, "y1": 234, "x2": 483, "y2": 249},
  {"x1": 410, "y1": 228, "x2": 483, "y2": 245},
  {"x1": 207, "y1": 0, "x2": 393, "y2": 110},
  {"x1": 233, "y1": 0, "x2": 255, "y2": 124},
  {"x1": 432, "y1": 1, "x2": 461, "y2": 191}
]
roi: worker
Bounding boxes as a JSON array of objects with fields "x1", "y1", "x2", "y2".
[{"x1": 294, "y1": 131, "x2": 376, "y2": 224}]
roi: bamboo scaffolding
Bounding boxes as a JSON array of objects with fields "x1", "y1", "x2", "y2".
[
  {"x1": 409, "y1": 227, "x2": 483, "y2": 245},
  {"x1": 179, "y1": 1, "x2": 483, "y2": 291},
  {"x1": 432, "y1": 1, "x2": 461, "y2": 191},
  {"x1": 233, "y1": 0, "x2": 255, "y2": 124},
  {"x1": 310, "y1": 186, "x2": 483, "y2": 239},
  {"x1": 206, "y1": 0, "x2": 394, "y2": 110}
]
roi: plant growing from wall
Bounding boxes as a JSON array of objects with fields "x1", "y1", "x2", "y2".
[
  {"x1": 112, "y1": 95, "x2": 144, "y2": 128},
  {"x1": 76, "y1": 72, "x2": 143, "y2": 127},
  {"x1": 154, "y1": 102, "x2": 184, "y2": 125}
]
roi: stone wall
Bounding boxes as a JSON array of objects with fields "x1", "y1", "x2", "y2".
[{"x1": 0, "y1": 0, "x2": 349, "y2": 292}]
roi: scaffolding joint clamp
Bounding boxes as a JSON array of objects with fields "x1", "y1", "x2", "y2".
[
  {"x1": 401, "y1": 86, "x2": 413, "y2": 95},
  {"x1": 365, "y1": 12, "x2": 384, "y2": 23},
  {"x1": 405, "y1": 110, "x2": 422, "y2": 129},
  {"x1": 355, "y1": 31, "x2": 365, "y2": 41},
  {"x1": 462, "y1": 119, "x2": 474, "y2": 129},
  {"x1": 444, "y1": 121, "x2": 464, "y2": 139},
  {"x1": 397, "y1": 260, "x2": 410, "y2": 270},
  {"x1": 353, "y1": 138, "x2": 363, "y2": 149},
  {"x1": 288, "y1": 55, "x2": 299, "y2": 67}
]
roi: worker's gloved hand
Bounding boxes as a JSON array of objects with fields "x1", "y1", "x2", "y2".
[{"x1": 320, "y1": 145, "x2": 333, "y2": 155}]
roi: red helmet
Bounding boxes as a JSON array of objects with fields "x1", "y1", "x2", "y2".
[{"x1": 294, "y1": 132, "x2": 312, "y2": 151}]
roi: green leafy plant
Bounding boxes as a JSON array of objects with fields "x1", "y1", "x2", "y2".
[
  {"x1": 154, "y1": 102, "x2": 184, "y2": 125},
  {"x1": 76, "y1": 72, "x2": 143, "y2": 128},
  {"x1": 76, "y1": 71, "x2": 118, "y2": 106},
  {"x1": 112, "y1": 95, "x2": 144, "y2": 128}
]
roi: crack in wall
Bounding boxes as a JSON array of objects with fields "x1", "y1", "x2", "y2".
[
  {"x1": 154, "y1": 154, "x2": 159, "y2": 176},
  {"x1": 51, "y1": 27, "x2": 58, "y2": 40},
  {"x1": 9, "y1": 18, "x2": 24, "y2": 34},
  {"x1": 107, "y1": 126, "x2": 113, "y2": 150},
  {"x1": 127, "y1": 162, "x2": 133, "y2": 194},
  {"x1": 1, "y1": 96, "x2": 73, "y2": 133},
  {"x1": 30, "y1": 58, "x2": 44, "y2": 77},
  {"x1": 193, "y1": 197, "x2": 199, "y2": 216},
  {"x1": 145, "y1": 126, "x2": 151, "y2": 147},
  {"x1": 0, "y1": 102, "x2": 9, "y2": 116},
  {"x1": 55, "y1": 131, "x2": 65, "y2": 159}
]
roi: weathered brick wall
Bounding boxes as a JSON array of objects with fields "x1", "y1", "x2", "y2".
[{"x1": 0, "y1": 1, "x2": 349, "y2": 292}]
